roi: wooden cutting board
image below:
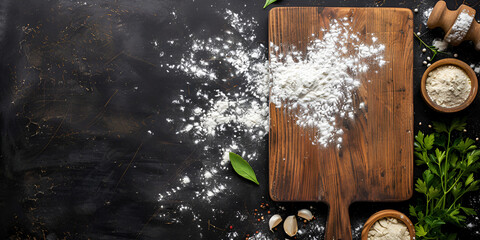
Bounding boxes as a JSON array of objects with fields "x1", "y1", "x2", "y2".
[{"x1": 268, "y1": 7, "x2": 413, "y2": 240}]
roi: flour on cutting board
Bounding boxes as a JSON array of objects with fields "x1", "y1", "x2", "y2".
[{"x1": 270, "y1": 18, "x2": 386, "y2": 147}]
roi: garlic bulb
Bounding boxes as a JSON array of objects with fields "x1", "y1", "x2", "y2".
[
  {"x1": 283, "y1": 215, "x2": 298, "y2": 237},
  {"x1": 268, "y1": 214, "x2": 282, "y2": 232},
  {"x1": 297, "y1": 209, "x2": 314, "y2": 221}
]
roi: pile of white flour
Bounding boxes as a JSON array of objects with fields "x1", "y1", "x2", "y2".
[
  {"x1": 426, "y1": 65, "x2": 471, "y2": 108},
  {"x1": 270, "y1": 18, "x2": 385, "y2": 147},
  {"x1": 432, "y1": 38, "x2": 448, "y2": 51}
]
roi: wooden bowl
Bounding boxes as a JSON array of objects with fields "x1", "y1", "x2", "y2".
[
  {"x1": 421, "y1": 58, "x2": 478, "y2": 113},
  {"x1": 361, "y1": 209, "x2": 415, "y2": 240}
]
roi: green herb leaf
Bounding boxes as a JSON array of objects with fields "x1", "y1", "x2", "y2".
[
  {"x1": 447, "y1": 233, "x2": 457, "y2": 240},
  {"x1": 435, "y1": 148, "x2": 445, "y2": 164},
  {"x1": 460, "y1": 207, "x2": 477, "y2": 216},
  {"x1": 263, "y1": 0, "x2": 277, "y2": 8},
  {"x1": 424, "y1": 217, "x2": 445, "y2": 228},
  {"x1": 409, "y1": 205, "x2": 417, "y2": 217},
  {"x1": 415, "y1": 131, "x2": 425, "y2": 146},
  {"x1": 435, "y1": 134, "x2": 447, "y2": 148},
  {"x1": 465, "y1": 180, "x2": 480, "y2": 193},
  {"x1": 423, "y1": 170, "x2": 434, "y2": 186},
  {"x1": 424, "y1": 134, "x2": 435, "y2": 150},
  {"x1": 428, "y1": 186, "x2": 442, "y2": 199},
  {"x1": 452, "y1": 182, "x2": 463, "y2": 199},
  {"x1": 455, "y1": 138, "x2": 476, "y2": 153},
  {"x1": 467, "y1": 149, "x2": 480, "y2": 166},
  {"x1": 450, "y1": 153, "x2": 459, "y2": 168},
  {"x1": 465, "y1": 173, "x2": 474, "y2": 186},
  {"x1": 229, "y1": 152, "x2": 259, "y2": 185},
  {"x1": 415, "y1": 178, "x2": 427, "y2": 194},
  {"x1": 432, "y1": 121, "x2": 448, "y2": 133},
  {"x1": 449, "y1": 118, "x2": 467, "y2": 132},
  {"x1": 415, "y1": 225, "x2": 428, "y2": 237}
]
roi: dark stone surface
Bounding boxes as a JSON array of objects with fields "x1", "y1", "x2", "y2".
[{"x1": 1, "y1": 0, "x2": 480, "y2": 239}]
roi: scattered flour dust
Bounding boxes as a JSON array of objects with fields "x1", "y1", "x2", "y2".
[
  {"x1": 467, "y1": 195, "x2": 480, "y2": 235},
  {"x1": 155, "y1": 9, "x2": 270, "y2": 238},
  {"x1": 470, "y1": 63, "x2": 480, "y2": 74},
  {"x1": 270, "y1": 17, "x2": 385, "y2": 147},
  {"x1": 170, "y1": 10, "x2": 269, "y2": 144}
]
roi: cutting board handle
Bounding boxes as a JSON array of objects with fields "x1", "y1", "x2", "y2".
[{"x1": 325, "y1": 199, "x2": 352, "y2": 240}]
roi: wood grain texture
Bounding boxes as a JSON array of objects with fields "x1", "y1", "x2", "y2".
[{"x1": 268, "y1": 7, "x2": 413, "y2": 240}]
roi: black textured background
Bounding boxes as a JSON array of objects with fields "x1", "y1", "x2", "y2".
[{"x1": 1, "y1": 0, "x2": 480, "y2": 239}]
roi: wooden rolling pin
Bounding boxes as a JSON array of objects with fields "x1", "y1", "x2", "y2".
[{"x1": 427, "y1": 0, "x2": 480, "y2": 50}]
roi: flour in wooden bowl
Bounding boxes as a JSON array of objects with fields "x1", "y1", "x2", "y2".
[
  {"x1": 367, "y1": 217, "x2": 410, "y2": 240},
  {"x1": 425, "y1": 65, "x2": 471, "y2": 108}
]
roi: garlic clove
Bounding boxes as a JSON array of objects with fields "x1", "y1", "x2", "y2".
[
  {"x1": 283, "y1": 215, "x2": 298, "y2": 237},
  {"x1": 297, "y1": 209, "x2": 314, "y2": 221},
  {"x1": 268, "y1": 214, "x2": 282, "y2": 232}
]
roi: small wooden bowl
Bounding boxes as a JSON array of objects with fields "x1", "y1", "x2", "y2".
[
  {"x1": 421, "y1": 58, "x2": 478, "y2": 113},
  {"x1": 361, "y1": 209, "x2": 415, "y2": 240}
]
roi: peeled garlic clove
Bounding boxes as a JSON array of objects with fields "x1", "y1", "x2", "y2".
[
  {"x1": 297, "y1": 209, "x2": 314, "y2": 221},
  {"x1": 283, "y1": 215, "x2": 298, "y2": 237},
  {"x1": 268, "y1": 214, "x2": 282, "y2": 232}
]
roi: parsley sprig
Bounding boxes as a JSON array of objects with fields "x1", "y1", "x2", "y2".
[{"x1": 410, "y1": 119, "x2": 480, "y2": 240}]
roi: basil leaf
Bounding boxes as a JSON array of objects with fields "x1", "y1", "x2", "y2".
[
  {"x1": 263, "y1": 0, "x2": 278, "y2": 9},
  {"x1": 229, "y1": 152, "x2": 259, "y2": 185}
]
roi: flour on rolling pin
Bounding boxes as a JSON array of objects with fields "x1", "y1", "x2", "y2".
[
  {"x1": 426, "y1": 1, "x2": 480, "y2": 49},
  {"x1": 444, "y1": 10, "x2": 474, "y2": 44},
  {"x1": 269, "y1": 18, "x2": 386, "y2": 147}
]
